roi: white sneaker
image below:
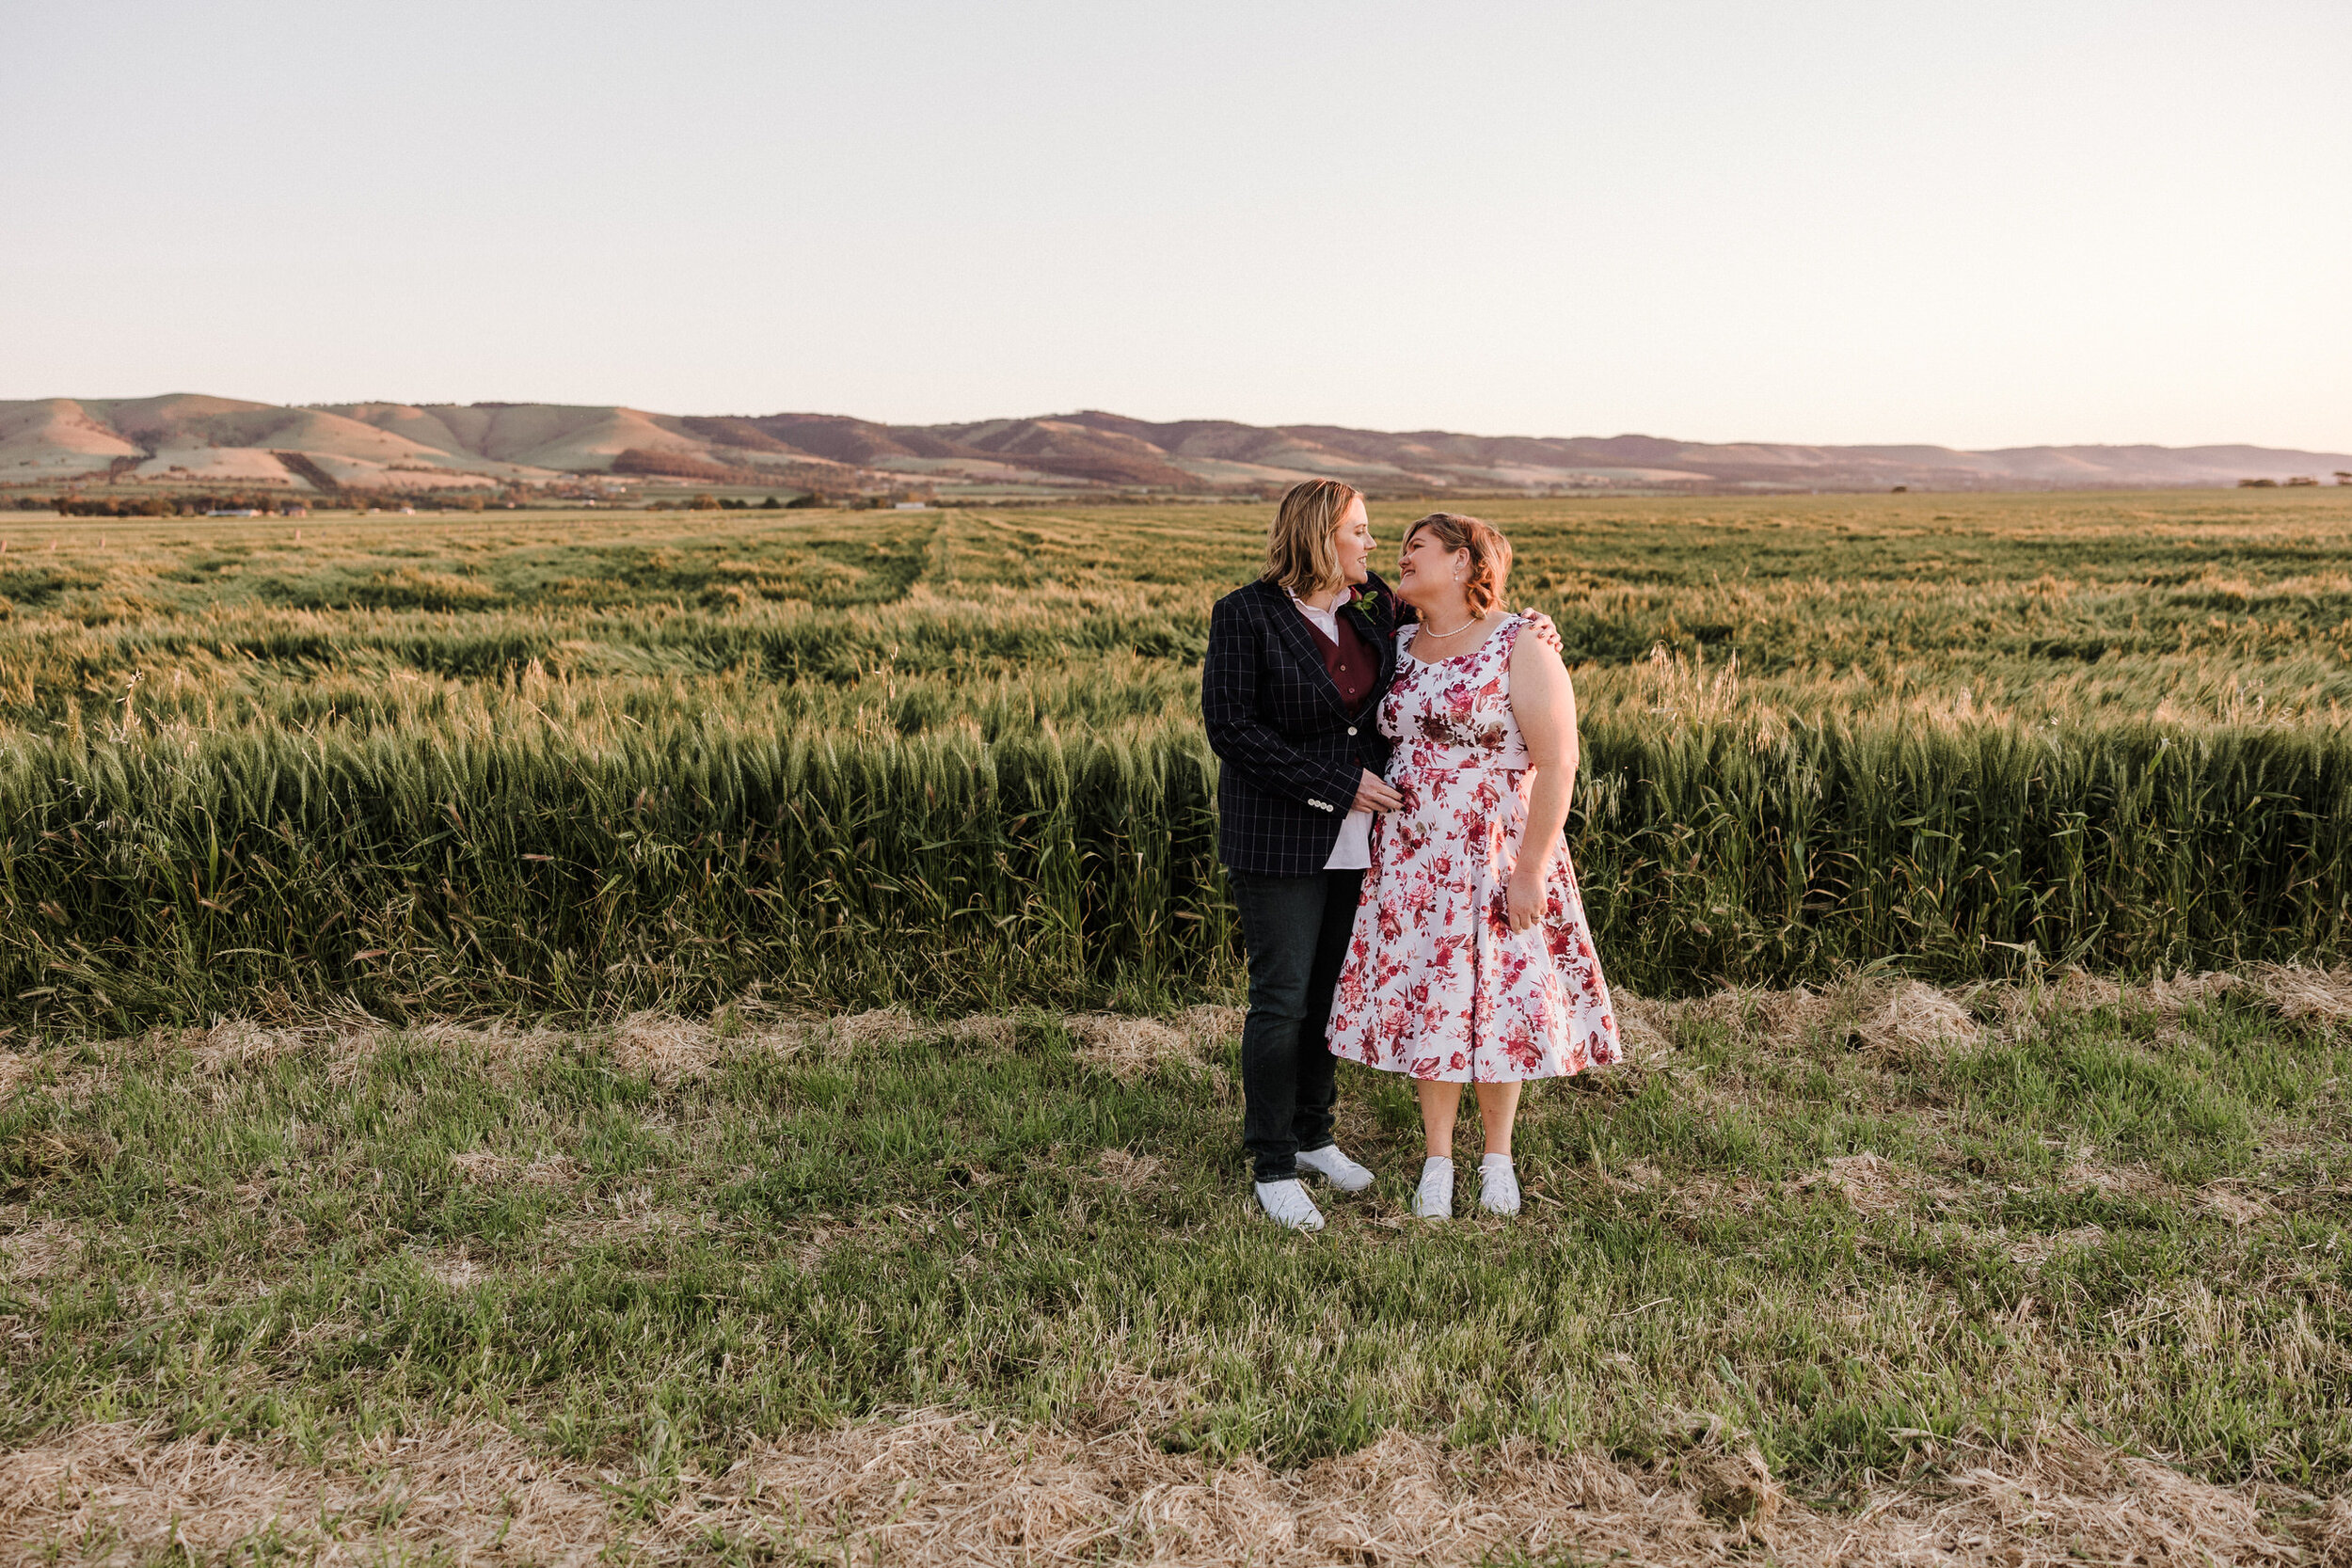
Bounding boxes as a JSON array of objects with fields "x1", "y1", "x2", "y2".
[
  {"x1": 1296, "y1": 1144, "x2": 1375, "y2": 1194},
  {"x1": 1254, "y1": 1179, "x2": 1326, "y2": 1231},
  {"x1": 1479, "y1": 1153, "x2": 1521, "y2": 1216},
  {"x1": 1414, "y1": 1157, "x2": 1454, "y2": 1220}
]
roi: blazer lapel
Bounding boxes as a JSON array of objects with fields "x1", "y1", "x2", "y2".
[{"x1": 1259, "y1": 582, "x2": 1352, "y2": 720}]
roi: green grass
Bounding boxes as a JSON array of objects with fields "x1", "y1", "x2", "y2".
[{"x1": 5, "y1": 984, "x2": 2346, "y2": 1492}]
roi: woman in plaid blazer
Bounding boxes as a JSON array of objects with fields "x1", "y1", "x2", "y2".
[{"x1": 1202, "y1": 479, "x2": 1405, "y2": 1230}]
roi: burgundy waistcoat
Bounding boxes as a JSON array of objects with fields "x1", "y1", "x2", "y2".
[{"x1": 1304, "y1": 610, "x2": 1376, "y2": 714}]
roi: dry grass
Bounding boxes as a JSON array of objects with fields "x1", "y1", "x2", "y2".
[
  {"x1": 2243, "y1": 963, "x2": 2352, "y2": 1025},
  {"x1": 1615, "y1": 964, "x2": 2350, "y2": 1061},
  {"x1": 24, "y1": 1004, "x2": 1232, "y2": 1100},
  {"x1": 23, "y1": 965, "x2": 2330, "y2": 1099},
  {"x1": 449, "y1": 1149, "x2": 580, "y2": 1189},
  {"x1": 2006, "y1": 1223, "x2": 2111, "y2": 1269},
  {"x1": 1617, "y1": 977, "x2": 1980, "y2": 1062},
  {"x1": 2201, "y1": 1181, "x2": 2280, "y2": 1228},
  {"x1": 608, "y1": 1004, "x2": 1239, "y2": 1081},
  {"x1": 1857, "y1": 980, "x2": 1984, "y2": 1055},
  {"x1": 1062, "y1": 1005, "x2": 1241, "y2": 1080},
  {"x1": 1093, "y1": 1148, "x2": 1167, "y2": 1193},
  {"x1": 1802, "y1": 1151, "x2": 1958, "y2": 1217},
  {"x1": 0, "y1": 1212, "x2": 78, "y2": 1283},
  {"x1": 2038, "y1": 962, "x2": 2352, "y2": 1028},
  {"x1": 0, "y1": 1046, "x2": 41, "y2": 1103},
  {"x1": 410, "y1": 1245, "x2": 493, "y2": 1290},
  {"x1": 2, "y1": 1415, "x2": 2335, "y2": 1568}
]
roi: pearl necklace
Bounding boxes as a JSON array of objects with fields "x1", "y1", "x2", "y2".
[{"x1": 1418, "y1": 611, "x2": 1485, "y2": 641}]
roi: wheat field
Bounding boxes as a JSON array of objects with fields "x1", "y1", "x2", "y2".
[
  {"x1": 2, "y1": 489, "x2": 2351, "y2": 1026},
  {"x1": 4, "y1": 490, "x2": 2351, "y2": 1563}
]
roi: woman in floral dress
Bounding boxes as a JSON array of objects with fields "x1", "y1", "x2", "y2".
[{"x1": 1326, "y1": 513, "x2": 1621, "y2": 1220}]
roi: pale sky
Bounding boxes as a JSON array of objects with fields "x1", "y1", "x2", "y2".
[{"x1": 5, "y1": 0, "x2": 2347, "y2": 451}]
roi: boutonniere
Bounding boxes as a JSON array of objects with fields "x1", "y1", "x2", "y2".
[{"x1": 1347, "y1": 585, "x2": 1385, "y2": 623}]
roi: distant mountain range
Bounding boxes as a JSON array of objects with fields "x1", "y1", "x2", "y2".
[{"x1": 5, "y1": 394, "x2": 2348, "y2": 497}]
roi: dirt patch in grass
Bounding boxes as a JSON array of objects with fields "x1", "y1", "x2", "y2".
[{"x1": 2, "y1": 1416, "x2": 2334, "y2": 1567}]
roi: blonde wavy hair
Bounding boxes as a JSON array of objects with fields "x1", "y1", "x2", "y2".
[
  {"x1": 1261, "y1": 479, "x2": 1365, "y2": 596},
  {"x1": 1401, "y1": 513, "x2": 1512, "y2": 615}
]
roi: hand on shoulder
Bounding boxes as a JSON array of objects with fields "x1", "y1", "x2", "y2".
[{"x1": 1515, "y1": 607, "x2": 1565, "y2": 656}]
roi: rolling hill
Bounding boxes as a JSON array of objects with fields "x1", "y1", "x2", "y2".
[{"x1": 4, "y1": 395, "x2": 2346, "y2": 497}]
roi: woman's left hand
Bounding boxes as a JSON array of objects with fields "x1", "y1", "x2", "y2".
[{"x1": 1505, "y1": 868, "x2": 1547, "y2": 933}]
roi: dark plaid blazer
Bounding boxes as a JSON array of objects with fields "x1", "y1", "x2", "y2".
[{"x1": 1202, "y1": 574, "x2": 1405, "y2": 877}]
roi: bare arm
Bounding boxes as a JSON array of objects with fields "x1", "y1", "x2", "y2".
[{"x1": 1504, "y1": 627, "x2": 1579, "y2": 933}]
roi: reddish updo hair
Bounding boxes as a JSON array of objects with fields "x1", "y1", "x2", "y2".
[{"x1": 1402, "y1": 513, "x2": 1512, "y2": 615}]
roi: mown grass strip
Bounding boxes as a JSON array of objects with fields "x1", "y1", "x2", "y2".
[{"x1": 2, "y1": 981, "x2": 2344, "y2": 1492}]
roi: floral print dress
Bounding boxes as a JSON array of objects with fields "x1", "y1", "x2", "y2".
[{"x1": 1327, "y1": 614, "x2": 1622, "y2": 1083}]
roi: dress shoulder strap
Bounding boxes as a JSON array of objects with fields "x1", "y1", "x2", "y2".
[
  {"x1": 1487, "y1": 612, "x2": 1530, "y2": 664},
  {"x1": 1492, "y1": 611, "x2": 1560, "y2": 665}
]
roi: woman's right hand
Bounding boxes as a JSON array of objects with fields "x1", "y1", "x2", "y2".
[{"x1": 1353, "y1": 769, "x2": 1404, "y2": 814}]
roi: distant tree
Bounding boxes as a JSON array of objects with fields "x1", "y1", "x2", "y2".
[
  {"x1": 2336, "y1": 471, "x2": 2351, "y2": 486},
  {"x1": 761, "y1": 495, "x2": 783, "y2": 510},
  {"x1": 688, "y1": 493, "x2": 721, "y2": 511},
  {"x1": 2239, "y1": 478, "x2": 2279, "y2": 488}
]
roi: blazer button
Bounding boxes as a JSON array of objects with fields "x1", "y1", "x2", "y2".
[{"x1": 1347, "y1": 726, "x2": 1359, "y2": 736}]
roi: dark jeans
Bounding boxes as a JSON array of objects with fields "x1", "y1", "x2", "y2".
[{"x1": 1228, "y1": 867, "x2": 1365, "y2": 1182}]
